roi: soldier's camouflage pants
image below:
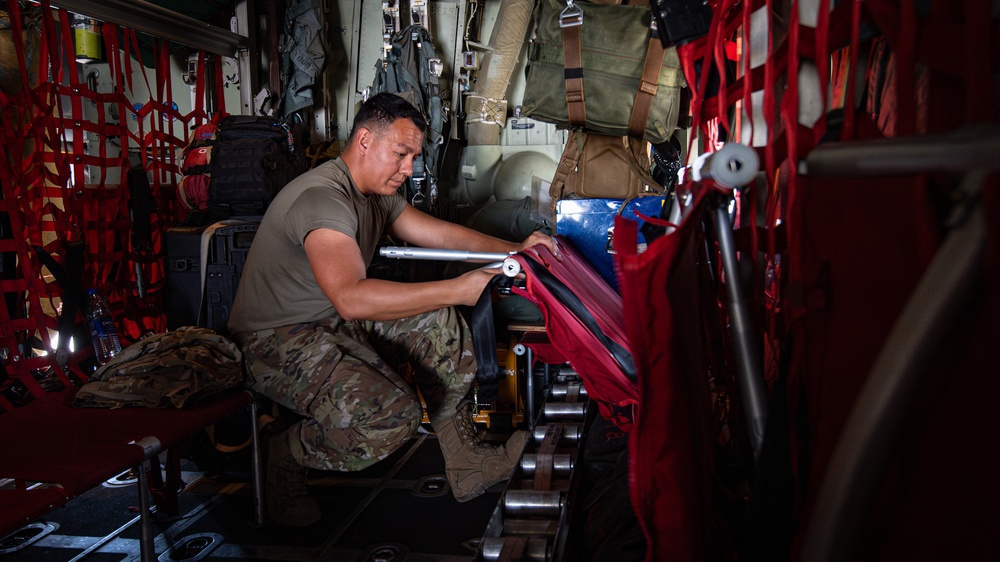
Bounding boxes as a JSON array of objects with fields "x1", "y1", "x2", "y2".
[{"x1": 240, "y1": 306, "x2": 476, "y2": 471}]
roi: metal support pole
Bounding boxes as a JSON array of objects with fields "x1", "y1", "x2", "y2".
[
  {"x1": 249, "y1": 398, "x2": 266, "y2": 527},
  {"x1": 804, "y1": 124, "x2": 1000, "y2": 177},
  {"x1": 137, "y1": 461, "x2": 156, "y2": 562},
  {"x1": 50, "y1": 0, "x2": 250, "y2": 55},
  {"x1": 233, "y1": 0, "x2": 256, "y2": 115},
  {"x1": 514, "y1": 342, "x2": 536, "y2": 430},
  {"x1": 800, "y1": 170, "x2": 991, "y2": 562},
  {"x1": 710, "y1": 201, "x2": 768, "y2": 460}
]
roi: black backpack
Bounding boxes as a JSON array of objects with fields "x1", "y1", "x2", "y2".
[{"x1": 207, "y1": 116, "x2": 307, "y2": 218}]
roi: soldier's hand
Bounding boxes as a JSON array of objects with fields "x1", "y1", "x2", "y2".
[
  {"x1": 516, "y1": 231, "x2": 561, "y2": 260},
  {"x1": 454, "y1": 266, "x2": 503, "y2": 306}
]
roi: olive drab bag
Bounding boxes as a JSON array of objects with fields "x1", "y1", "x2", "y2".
[
  {"x1": 522, "y1": 0, "x2": 687, "y2": 144},
  {"x1": 73, "y1": 327, "x2": 244, "y2": 409}
]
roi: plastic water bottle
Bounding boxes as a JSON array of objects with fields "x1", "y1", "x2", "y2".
[{"x1": 85, "y1": 288, "x2": 122, "y2": 365}]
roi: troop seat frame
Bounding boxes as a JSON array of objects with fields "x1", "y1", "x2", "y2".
[{"x1": 0, "y1": 384, "x2": 262, "y2": 560}]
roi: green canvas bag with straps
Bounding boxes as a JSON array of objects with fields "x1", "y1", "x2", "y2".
[{"x1": 521, "y1": 0, "x2": 687, "y2": 144}]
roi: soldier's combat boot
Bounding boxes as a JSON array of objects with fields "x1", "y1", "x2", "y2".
[
  {"x1": 266, "y1": 427, "x2": 321, "y2": 526},
  {"x1": 432, "y1": 402, "x2": 528, "y2": 502}
]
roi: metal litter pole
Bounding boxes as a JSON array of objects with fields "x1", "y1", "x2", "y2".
[
  {"x1": 695, "y1": 143, "x2": 768, "y2": 461},
  {"x1": 800, "y1": 126, "x2": 999, "y2": 562},
  {"x1": 514, "y1": 342, "x2": 536, "y2": 430},
  {"x1": 137, "y1": 461, "x2": 155, "y2": 562},
  {"x1": 710, "y1": 202, "x2": 767, "y2": 460},
  {"x1": 249, "y1": 399, "x2": 266, "y2": 527},
  {"x1": 379, "y1": 247, "x2": 511, "y2": 262},
  {"x1": 379, "y1": 247, "x2": 523, "y2": 276}
]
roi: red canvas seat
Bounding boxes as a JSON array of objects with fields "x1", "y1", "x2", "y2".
[
  {"x1": 510, "y1": 237, "x2": 638, "y2": 430},
  {"x1": 0, "y1": 387, "x2": 254, "y2": 538}
]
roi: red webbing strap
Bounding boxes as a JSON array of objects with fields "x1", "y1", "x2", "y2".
[
  {"x1": 561, "y1": 13, "x2": 586, "y2": 127},
  {"x1": 762, "y1": 0, "x2": 777, "y2": 179},
  {"x1": 812, "y1": 0, "x2": 831, "y2": 146},
  {"x1": 149, "y1": 39, "x2": 166, "y2": 185},
  {"x1": 126, "y1": 29, "x2": 153, "y2": 101},
  {"x1": 121, "y1": 29, "x2": 135, "y2": 95},
  {"x1": 712, "y1": 17, "x2": 735, "y2": 137},
  {"x1": 57, "y1": 10, "x2": 86, "y2": 191},
  {"x1": 102, "y1": 22, "x2": 131, "y2": 173},
  {"x1": 3, "y1": 0, "x2": 31, "y2": 100},
  {"x1": 215, "y1": 56, "x2": 227, "y2": 116},
  {"x1": 778, "y1": 0, "x2": 802, "y2": 284},
  {"x1": 627, "y1": 32, "x2": 666, "y2": 140},
  {"x1": 0, "y1": 2, "x2": 77, "y2": 391},
  {"x1": 159, "y1": 39, "x2": 180, "y2": 183},
  {"x1": 48, "y1": 4, "x2": 87, "y2": 365},
  {"x1": 741, "y1": 0, "x2": 754, "y2": 143},
  {"x1": 677, "y1": 0, "x2": 735, "y2": 158},
  {"x1": 841, "y1": 0, "x2": 862, "y2": 140}
]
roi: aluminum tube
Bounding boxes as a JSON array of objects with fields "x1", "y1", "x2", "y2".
[
  {"x1": 800, "y1": 172, "x2": 988, "y2": 562},
  {"x1": 504, "y1": 490, "x2": 563, "y2": 518},
  {"x1": 542, "y1": 402, "x2": 586, "y2": 421},
  {"x1": 481, "y1": 537, "x2": 549, "y2": 561},
  {"x1": 520, "y1": 454, "x2": 574, "y2": 476},
  {"x1": 51, "y1": 0, "x2": 250, "y2": 56},
  {"x1": 379, "y1": 246, "x2": 511, "y2": 262},
  {"x1": 805, "y1": 124, "x2": 1000, "y2": 177},
  {"x1": 711, "y1": 204, "x2": 768, "y2": 460}
]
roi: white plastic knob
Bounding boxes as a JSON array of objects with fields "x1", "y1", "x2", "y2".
[{"x1": 502, "y1": 258, "x2": 522, "y2": 277}]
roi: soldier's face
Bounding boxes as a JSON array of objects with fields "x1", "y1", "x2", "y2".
[{"x1": 360, "y1": 118, "x2": 423, "y2": 196}]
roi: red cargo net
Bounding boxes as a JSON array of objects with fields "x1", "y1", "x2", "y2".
[{"x1": 0, "y1": 0, "x2": 223, "y2": 401}]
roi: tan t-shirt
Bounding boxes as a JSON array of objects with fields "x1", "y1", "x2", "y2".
[{"x1": 228, "y1": 158, "x2": 407, "y2": 333}]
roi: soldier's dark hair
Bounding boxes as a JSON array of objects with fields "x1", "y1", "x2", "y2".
[{"x1": 349, "y1": 93, "x2": 427, "y2": 141}]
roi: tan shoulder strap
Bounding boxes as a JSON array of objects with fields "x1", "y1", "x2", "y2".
[
  {"x1": 560, "y1": 3, "x2": 586, "y2": 127},
  {"x1": 622, "y1": 136, "x2": 664, "y2": 194},
  {"x1": 627, "y1": 23, "x2": 667, "y2": 140},
  {"x1": 549, "y1": 129, "x2": 587, "y2": 214}
]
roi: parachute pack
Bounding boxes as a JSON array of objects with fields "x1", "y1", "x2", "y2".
[{"x1": 371, "y1": 24, "x2": 445, "y2": 211}]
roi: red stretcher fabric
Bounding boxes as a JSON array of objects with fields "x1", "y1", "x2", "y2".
[
  {"x1": 784, "y1": 173, "x2": 1000, "y2": 559},
  {"x1": 0, "y1": 388, "x2": 252, "y2": 502},
  {"x1": 615, "y1": 191, "x2": 717, "y2": 562},
  {"x1": 511, "y1": 239, "x2": 637, "y2": 431}
]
